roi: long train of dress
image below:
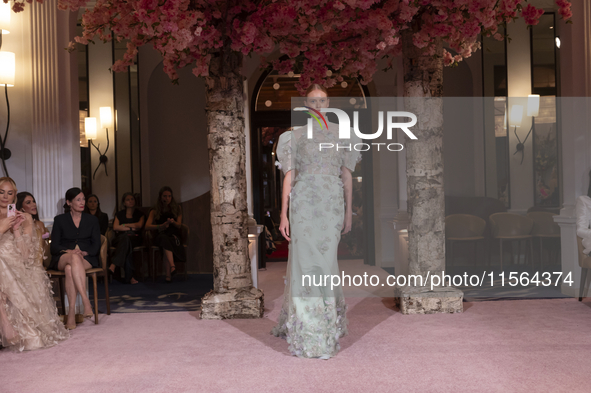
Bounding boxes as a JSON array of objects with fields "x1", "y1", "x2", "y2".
[{"x1": 0, "y1": 227, "x2": 68, "y2": 351}]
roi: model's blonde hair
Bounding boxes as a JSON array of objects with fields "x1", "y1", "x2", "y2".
[{"x1": 0, "y1": 177, "x2": 17, "y2": 203}]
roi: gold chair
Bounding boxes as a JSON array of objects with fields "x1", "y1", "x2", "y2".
[
  {"x1": 445, "y1": 214, "x2": 487, "y2": 266},
  {"x1": 147, "y1": 224, "x2": 190, "y2": 281},
  {"x1": 577, "y1": 236, "x2": 591, "y2": 301},
  {"x1": 47, "y1": 235, "x2": 111, "y2": 324},
  {"x1": 489, "y1": 213, "x2": 534, "y2": 270},
  {"x1": 527, "y1": 212, "x2": 561, "y2": 269}
]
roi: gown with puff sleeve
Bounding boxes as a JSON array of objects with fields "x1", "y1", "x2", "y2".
[
  {"x1": 0, "y1": 224, "x2": 68, "y2": 351},
  {"x1": 271, "y1": 120, "x2": 360, "y2": 359}
]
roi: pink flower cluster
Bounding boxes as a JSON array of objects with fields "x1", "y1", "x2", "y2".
[{"x1": 11, "y1": 0, "x2": 572, "y2": 92}]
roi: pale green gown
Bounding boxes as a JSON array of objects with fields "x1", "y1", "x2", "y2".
[{"x1": 271, "y1": 121, "x2": 360, "y2": 359}]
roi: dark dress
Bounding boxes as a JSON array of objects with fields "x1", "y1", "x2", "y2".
[
  {"x1": 111, "y1": 209, "x2": 144, "y2": 282},
  {"x1": 50, "y1": 212, "x2": 101, "y2": 269},
  {"x1": 96, "y1": 212, "x2": 109, "y2": 236},
  {"x1": 153, "y1": 210, "x2": 185, "y2": 262}
]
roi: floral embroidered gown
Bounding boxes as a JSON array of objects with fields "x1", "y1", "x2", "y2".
[
  {"x1": 271, "y1": 121, "x2": 360, "y2": 359},
  {"x1": 0, "y1": 225, "x2": 68, "y2": 351}
]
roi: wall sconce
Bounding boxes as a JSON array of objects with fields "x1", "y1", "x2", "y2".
[
  {"x1": 509, "y1": 104, "x2": 529, "y2": 165},
  {"x1": 0, "y1": 1, "x2": 10, "y2": 49},
  {"x1": 86, "y1": 112, "x2": 111, "y2": 179},
  {"x1": 0, "y1": 51, "x2": 14, "y2": 176}
]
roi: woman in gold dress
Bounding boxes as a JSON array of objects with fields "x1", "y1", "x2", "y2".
[{"x1": 0, "y1": 177, "x2": 68, "y2": 351}]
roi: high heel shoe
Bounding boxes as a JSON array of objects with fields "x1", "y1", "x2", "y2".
[{"x1": 170, "y1": 266, "x2": 177, "y2": 277}]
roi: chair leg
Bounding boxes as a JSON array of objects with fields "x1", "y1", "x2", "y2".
[
  {"x1": 499, "y1": 239, "x2": 503, "y2": 271},
  {"x1": 91, "y1": 273, "x2": 99, "y2": 324},
  {"x1": 103, "y1": 272, "x2": 111, "y2": 315},
  {"x1": 151, "y1": 250, "x2": 155, "y2": 282},
  {"x1": 579, "y1": 268, "x2": 588, "y2": 301},
  {"x1": 473, "y1": 241, "x2": 478, "y2": 266},
  {"x1": 539, "y1": 238, "x2": 543, "y2": 271},
  {"x1": 530, "y1": 238, "x2": 534, "y2": 271},
  {"x1": 58, "y1": 277, "x2": 66, "y2": 316}
]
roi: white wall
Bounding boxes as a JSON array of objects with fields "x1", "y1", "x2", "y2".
[
  {"x1": 139, "y1": 47, "x2": 210, "y2": 205},
  {"x1": 3, "y1": 6, "x2": 79, "y2": 222},
  {"x1": 88, "y1": 41, "x2": 116, "y2": 217},
  {"x1": 506, "y1": 19, "x2": 535, "y2": 213},
  {"x1": 1, "y1": 8, "x2": 32, "y2": 191}
]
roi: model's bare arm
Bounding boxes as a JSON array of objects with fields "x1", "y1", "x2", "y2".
[
  {"x1": 279, "y1": 171, "x2": 293, "y2": 241},
  {"x1": 341, "y1": 167, "x2": 353, "y2": 234}
]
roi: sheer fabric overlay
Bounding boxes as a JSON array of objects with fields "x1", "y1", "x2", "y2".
[
  {"x1": 271, "y1": 121, "x2": 360, "y2": 359},
  {"x1": 0, "y1": 227, "x2": 69, "y2": 351}
]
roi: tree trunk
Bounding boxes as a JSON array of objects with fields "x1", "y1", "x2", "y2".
[
  {"x1": 402, "y1": 32, "x2": 445, "y2": 277},
  {"x1": 200, "y1": 50, "x2": 264, "y2": 319},
  {"x1": 394, "y1": 31, "x2": 463, "y2": 314}
]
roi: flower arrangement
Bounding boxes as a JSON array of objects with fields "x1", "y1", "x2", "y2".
[{"x1": 9, "y1": 0, "x2": 572, "y2": 93}]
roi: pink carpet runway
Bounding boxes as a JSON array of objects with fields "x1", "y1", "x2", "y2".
[{"x1": 1, "y1": 261, "x2": 590, "y2": 393}]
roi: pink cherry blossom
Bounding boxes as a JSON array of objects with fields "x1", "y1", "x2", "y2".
[{"x1": 12, "y1": 0, "x2": 572, "y2": 94}]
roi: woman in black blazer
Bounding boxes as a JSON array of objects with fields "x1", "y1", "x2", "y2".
[{"x1": 50, "y1": 188, "x2": 101, "y2": 329}]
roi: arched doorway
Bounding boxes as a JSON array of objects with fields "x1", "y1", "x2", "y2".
[{"x1": 250, "y1": 70, "x2": 375, "y2": 266}]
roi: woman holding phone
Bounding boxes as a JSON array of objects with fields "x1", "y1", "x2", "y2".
[{"x1": 0, "y1": 177, "x2": 68, "y2": 351}]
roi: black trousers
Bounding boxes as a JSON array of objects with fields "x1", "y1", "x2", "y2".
[{"x1": 111, "y1": 232, "x2": 142, "y2": 282}]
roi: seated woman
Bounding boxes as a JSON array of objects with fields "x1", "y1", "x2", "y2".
[
  {"x1": 145, "y1": 186, "x2": 185, "y2": 283},
  {"x1": 50, "y1": 188, "x2": 101, "y2": 329},
  {"x1": 109, "y1": 192, "x2": 144, "y2": 284},
  {"x1": 0, "y1": 177, "x2": 68, "y2": 351},
  {"x1": 85, "y1": 194, "x2": 109, "y2": 236},
  {"x1": 576, "y1": 170, "x2": 591, "y2": 256},
  {"x1": 16, "y1": 192, "x2": 50, "y2": 268}
]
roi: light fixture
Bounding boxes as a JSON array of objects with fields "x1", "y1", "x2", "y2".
[
  {"x1": 86, "y1": 112, "x2": 111, "y2": 179},
  {"x1": 0, "y1": 1, "x2": 10, "y2": 36},
  {"x1": 100, "y1": 106, "x2": 113, "y2": 128},
  {"x1": 511, "y1": 97, "x2": 538, "y2": 165},
  {"x1": 0, "y1": 51, "x2": 14, "y2": 176},
  {"x1": 84, "y1": 117, "x2": 97, "y2": 140},
  {"x1": 555, "y1": 37, "x2": 561, "y2": 49},
  {"x1": 527, "y1": 94, "x2": 540, "y2": 117},
  {"x1": 509, "y1": 105, "x2": 523, "y2": 127}
]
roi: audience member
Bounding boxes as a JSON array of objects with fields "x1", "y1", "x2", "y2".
[
  {"x1": 50, "y1": 188, "x2": 100, "y2": 329},
  {"x1": 85, "y1": 194, "x2": 109, "y2": 235},
  {"x1": 0, "y1": 177, "x2": 68, "y2": 351},
  {"x1": 145, "y1": 186, "x2": 185, "y2": 283},
  {"x1": 16, "y1": 192, "x2": 50, "y2": 268},
  {"x1": 109, "y1": 192, "x2": 144, "y2": 284}
]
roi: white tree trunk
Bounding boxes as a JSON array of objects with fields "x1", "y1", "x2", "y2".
[
  {"x1": 402, "y1": 32, "x2": 445, "y2": 277},
  {"x1": 200, "y1": 50, "x2": 264, "y2": 319},
  {"x1": 394, "y1": 31, "x2": 463, "y2": 314}
]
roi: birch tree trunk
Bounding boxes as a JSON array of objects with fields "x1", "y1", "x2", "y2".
[
  {"x1": 394, "y1": 31, "x2": 463, "y2": 314},
  {"x1": 200, "y1": 49, "x2": 264, "y2": 319}
]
